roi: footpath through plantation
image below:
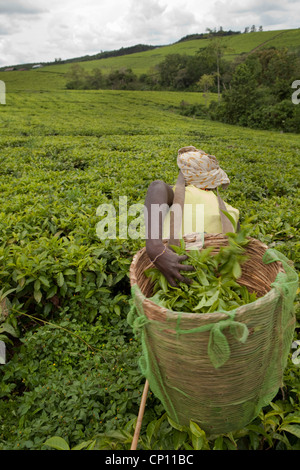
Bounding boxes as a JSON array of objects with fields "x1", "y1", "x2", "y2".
[{"x1": 0, "y1": 86, "x2": 299, "y2": 450}]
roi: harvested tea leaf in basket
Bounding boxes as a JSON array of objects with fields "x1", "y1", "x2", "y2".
[{"x1": 146, "y1": 227, "x2": 258, "y2": 314}]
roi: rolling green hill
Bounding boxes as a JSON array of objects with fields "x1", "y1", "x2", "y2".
[
  {"x1": 1, "y1": 28, "x2": 300, "y2": 93},
  {"x1": 38, "y1": 28, "x2": 300, "y2": 75}
]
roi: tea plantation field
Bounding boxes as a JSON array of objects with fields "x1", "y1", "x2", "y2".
[{"x1": 0, "y1": 82, "x2": 299, "y2": 450}]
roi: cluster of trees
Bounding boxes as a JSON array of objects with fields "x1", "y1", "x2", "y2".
[
  {"x1": 65, "y1": 64, "x2": 141, "y2": 90},
  {"x1": 210, "y1": 47, "x2": 300, "y2": 133},
  {"x1": 152, "y1": 44, "x2": 300, "y2": 132},
  {"x1": 177, "y1": 28, "x2": 241, "y2": 43},
  {"x1": 155, "y1": 46, "x2": 224, "y2": 92},
  {"x1": 66, "y1": 39, "x2": 229, "y2": 93},
  {"x1": 243, "y1": 25, "x2": 263, "y2": 33},
  {"x1": 177, "y1": 25, "x2": 262, "y2": 43}
]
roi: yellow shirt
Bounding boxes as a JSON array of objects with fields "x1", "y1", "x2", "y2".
[{"x1": 163, "y1": 185, "x2": 239, "y2": 238}]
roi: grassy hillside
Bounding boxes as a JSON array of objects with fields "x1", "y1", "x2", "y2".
[
  {"x1": 36, "y1": 28, "x2": 300, "y2": 73},
  {"x1": 1, "y1": 28, "x2": 300, "y2": 93}
]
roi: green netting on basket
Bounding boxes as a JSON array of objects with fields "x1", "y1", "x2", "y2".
[{"x1": 128, "y1": 245, "x2": 298, "y2": 435}]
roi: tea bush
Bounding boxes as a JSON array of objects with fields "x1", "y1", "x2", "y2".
[{"x1": 0, "y1": 87, "x2": 299, "y2": 450}]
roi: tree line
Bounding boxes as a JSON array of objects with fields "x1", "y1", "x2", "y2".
[
  {"x1": 65, "y1": 38, "x2": 230, "y2": 93},
  {"x1": 65, "y1": 40, "x2": 300, "y2": 133}
]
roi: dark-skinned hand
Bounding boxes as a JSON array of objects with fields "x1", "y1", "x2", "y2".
[{"x1": 151, "y1": 245, "x2": 194, "y2": 287}]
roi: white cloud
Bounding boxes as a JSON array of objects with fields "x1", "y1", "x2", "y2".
[
  {"x1": 0, "y1": 0, "x2": 299, "y2": 67},
  {"x1": 102, "y1": 0, "x2": 199, "y2": 46},
  {"x1": 0, "y1": 0, "x2": 46, "y2": 15},
  {"x1": 43, "y1": 0, "x2": 200, "y2": 60},
  {"x1": 209, "y1": 0, "x2": 300, "y2": 31}
]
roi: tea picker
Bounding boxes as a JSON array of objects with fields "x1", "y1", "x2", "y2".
[
  {"x1": 129, "y1": 147, "x2": 298, "y2": 449},
  {"x1": 144, "y1": 146, "x2": 239, "y2": 289},
  {"x1": 130, "y1": 146, "x2": 238, "y2": 448}
]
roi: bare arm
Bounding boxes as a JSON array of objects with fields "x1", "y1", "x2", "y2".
[
  {"x1": 144, "y1": 180, "x2": 173, "y2": 244},
  {"x1": 144, "y1": 180, "x2": 193, "y2": 287}
]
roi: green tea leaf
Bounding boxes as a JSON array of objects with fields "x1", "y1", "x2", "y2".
[
  {"x1": 34, "y1": 290, "x2": 42, "y2": 304},
  {"x1": 167, "y1": 416, "x2": 186, "y2": 432},
  {"x1": 280, "y1": 424, "x2": 300, "y2": 439},
  {"x1": 220, "y1": 209, "x2": 237, "y2": 232},
  {"x1": 44, "y1": 436, "x2": 70, "y2": 450},
  {"x1": 57, "y1": 272, "x2": 64, "y2": 287},
  {"x1": 39, "y1": 276, "x2": 50, "y2": 288},
  {"x1": 0, "y1": 323, "x2": 19, "y2": 338},
  {"x1": 232, "y1": 261, "x2": 242, "y2": 279},
  {"x1": 189, "y1": 421, "x2": 204, "y2": 438}
]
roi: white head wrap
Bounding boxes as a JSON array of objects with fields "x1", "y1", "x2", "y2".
[{"x1": 177, "y1": 146, "x2": 230, "y2": 189}]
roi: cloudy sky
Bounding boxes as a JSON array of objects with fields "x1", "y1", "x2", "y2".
[{"x1": 0, "y1": 0, "x2": 299, "y2": 67}]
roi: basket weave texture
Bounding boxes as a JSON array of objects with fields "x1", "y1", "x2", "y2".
[{"x1": 128, "y1": 234, "x2": 298, "y2": 434}]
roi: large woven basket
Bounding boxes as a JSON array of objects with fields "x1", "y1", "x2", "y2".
[{"x1": 128, "y1": 234, "x2": 297, "y2": 435}]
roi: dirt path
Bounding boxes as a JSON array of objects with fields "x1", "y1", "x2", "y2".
[{"x1": 249, "y1": 30, "x2": 286, "y2": 54}]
